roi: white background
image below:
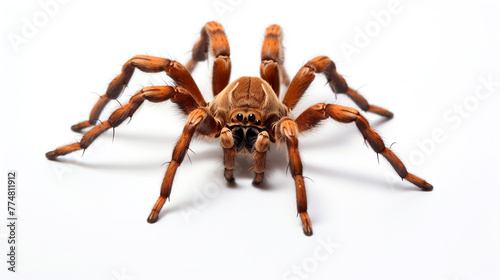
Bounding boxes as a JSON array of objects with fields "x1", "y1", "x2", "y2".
[{"x1": 1, "y1": 0, "x2": 499, "y2": 279}]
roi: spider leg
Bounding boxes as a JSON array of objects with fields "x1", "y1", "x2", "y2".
[
  {"x1": 46, "y1": 86, "x2": 199, "y2": 159},
  {"x1": 71, "y1": 56, "x2": 205, "y2": 132},
  {"x1": 185, "y1": 21, "x2": 231, "y2": 96},
  {"x1": 220, "y1": 127, "x2": 236, "y2": 182},
  {"x1": 253, "y1": 131, "x2": 270, "y2": 185},
  {"x1": 294, "y1": 103, "x2": 433, "y2": 191},
  {"x1": 260, "y1": 24, "x2": 290, "y2": 96},
  {"x1": 282, "y1": 56, "x2": 393, "y2": 118},
  {"x1": 220, "y1": 128, "x2": 270, "y2": 184},
  {"x1": 275, "y1": 117, "x2": 313, "y2": 236},
  {"x1": 147, "y1": 108, "x2": 221, "y2": 223}
]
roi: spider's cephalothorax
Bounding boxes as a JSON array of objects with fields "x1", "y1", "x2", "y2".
[
  {"x1": 46, "y1": 21, "x2": 433, "y2": 236},
  {"x1": 210, "y1": 77, "x2": 285, "y2": 154}
]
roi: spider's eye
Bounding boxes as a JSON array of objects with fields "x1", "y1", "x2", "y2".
[
  {"x1": 248, "y1": 114, "x2": 255, "y2": 122},
  {"x1": 237, "y1": 113, "x2": 243, "y2": 121},
  {"x1": 255, "y1": 120, "x2": 261, "y2": 125}
]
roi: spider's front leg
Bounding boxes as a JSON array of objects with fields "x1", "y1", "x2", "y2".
[
  {"x1": 275, "y1": 117, "x2": 313, "y2": 236},
  {"x1": 71, "y1": 56, "x2": 205, "y2": 132},
  {"x1": 147, "y1": 108, "x2": 221, "y2": 223}
]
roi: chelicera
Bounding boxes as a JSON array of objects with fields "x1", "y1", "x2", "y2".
[{"x1": 46, "y1": 21, "x2": 433, "y2": 236}]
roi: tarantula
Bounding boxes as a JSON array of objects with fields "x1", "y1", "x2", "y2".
[{"x1": 46, "y1": 21, "x2": 433, "y2": 236}]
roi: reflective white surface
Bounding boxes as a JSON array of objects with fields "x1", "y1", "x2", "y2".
[{"x1": 1, "y1": 0, "x2": 499, "y2": 279}]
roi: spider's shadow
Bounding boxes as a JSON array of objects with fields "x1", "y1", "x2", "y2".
[
  {"x1": 287, "y1": 116, "x2": 415, "y2": 191},
  {"x1": 300, "y1": 116, "x2": 392, "y2": 150},
  {"x1": 56, "y1": 116, "x2": 400, "y2": 192},
  {"x1": 53, "y1": 157, "x2": 161, "y2": 171},
  {"x1": 229, "y1": 147, "x2": 289, "y2": 191},
  {"x1": 303, "y1": 163, "x2": 419, "y2": 192}
]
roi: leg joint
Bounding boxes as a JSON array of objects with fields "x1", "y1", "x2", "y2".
[
  {"x1": 254, "y1": 131, "x2": 270, "y2": 153},
  {"x1": 220, "y1": 127, "x2": 234, "y2": 149},
  {"x1": 326, "y1": 104, "x2": 360, "y2": 123},
  {"x1": 275, "y1": 117, "x2": 298, "y2": 143}
]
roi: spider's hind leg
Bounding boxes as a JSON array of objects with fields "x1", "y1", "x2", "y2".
[
  {"x1": 186, "y1": 21, "x2": 231, "y2": 97},
  {"x1": 260, "y1": 24, "x2": 290, "y2": 96}
]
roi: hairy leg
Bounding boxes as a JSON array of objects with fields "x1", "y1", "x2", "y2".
[
  {"x1": 220, "y1": 127, "x2": 236, "y2": 182},
  {"x1": 186, "y1": 21, "x2": 231, "y2": 96},
  {"x1": 46, "y1": 86, "x2": 198, "y2": 159},
  {"x1": 283, "y1": 56, "x2": 393, "y2": 118},
  {"x1": 260, "y1": 24, "x2": 290, "y2": 96},
  {"x1": 147, "y1": 108, "x2": 221, "y2": 223},
  {"x1": 71, "y1": 56, "x2": 205, "y2": 132},
  {"x1": 275, "y1": 117, "x2": 313, "y2": 236},
  {"x1": 253, "y1": 131, "x2": 270, "y2": 185},
  {"x1": 295, "y1": 103, "x2": 433, "y2": 191}
]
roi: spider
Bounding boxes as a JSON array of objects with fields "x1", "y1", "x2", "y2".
[{"x1": 46, "y1": 21, "x2": 433, "y2": 236}]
